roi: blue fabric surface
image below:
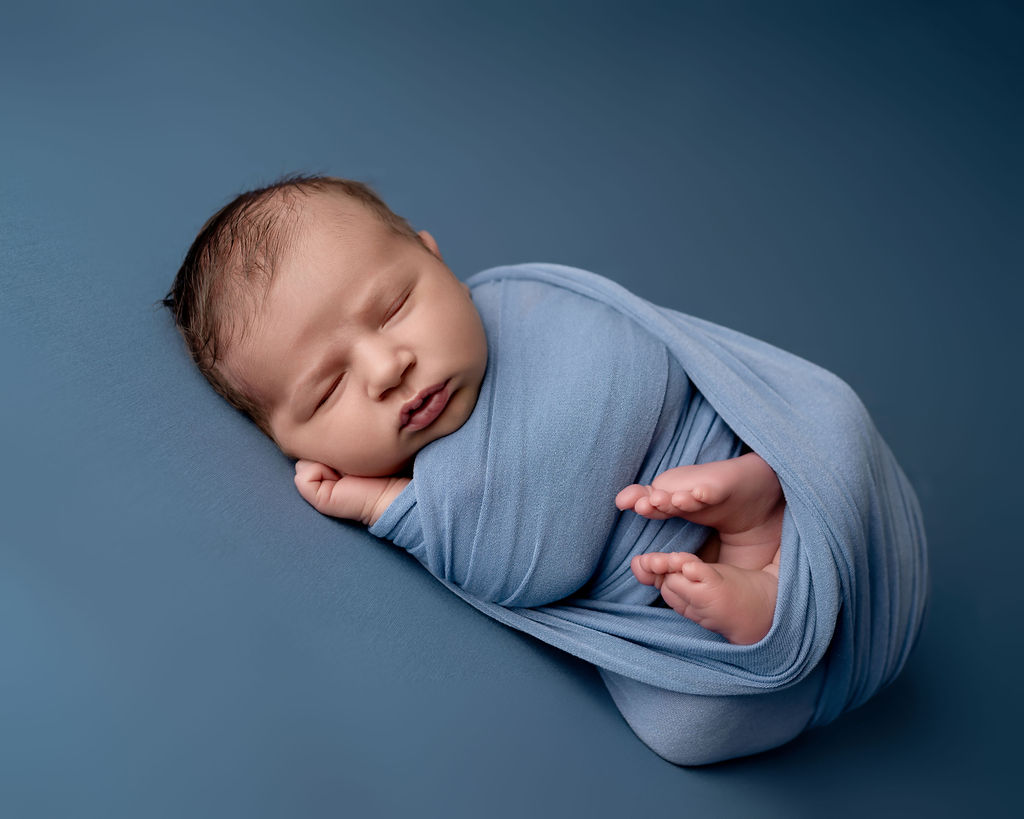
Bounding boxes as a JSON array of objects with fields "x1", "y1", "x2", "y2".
[
  {"x1": 4, "y1": 0, "x2": 1017, "y2": 810},
  {"x1": 373, "y1": 263, "x2": 928, "y2": 738}
]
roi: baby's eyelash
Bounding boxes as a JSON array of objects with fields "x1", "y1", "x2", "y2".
[
  {"x1": 315, "y1": 374, "x2": 344, "y2": 411},
  {"x1": 381, "y1": 291, "x2": 410, "y2": 325}
]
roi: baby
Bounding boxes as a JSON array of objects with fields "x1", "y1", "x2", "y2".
[{"x1": 164, "y1": 175, "x2": 785, "y2": 645}]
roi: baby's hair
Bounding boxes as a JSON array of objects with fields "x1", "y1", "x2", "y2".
[{"x1": 163, "y1": 174, "x2": 421, "y2": 435}]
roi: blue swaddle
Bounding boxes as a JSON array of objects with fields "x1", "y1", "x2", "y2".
[{"x1": 371, "y1": 263, "x2": 927, "y2": 759}]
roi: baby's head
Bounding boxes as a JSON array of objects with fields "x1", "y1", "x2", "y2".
[{"x1": 164, "y1": 175, "x2": 488, "y2": 477}]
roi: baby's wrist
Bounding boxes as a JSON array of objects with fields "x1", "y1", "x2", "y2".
[{"x1": 364, "y1": 476, "x2": 410, "y2": 526}]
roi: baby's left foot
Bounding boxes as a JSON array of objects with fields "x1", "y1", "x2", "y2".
[
  {"x1": 616, "y1": 453, "x2": 783, "y2": 543},
  {"x1": 631, "y1": 551, "x2": 777, "y2": 645}
]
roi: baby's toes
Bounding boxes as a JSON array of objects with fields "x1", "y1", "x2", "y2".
[
  {"x1": 652, "y1": 491, "x2": 695, "y2": 519},
  {"x1": 639, "y1": 551, "x2": 698, "y2": 576},
  {"x1": 661, "y1": 565, "x2": 721, "y2": 609},
  {"x1": 638, "y1": 552, "x2": 666, "y2": 575},
  {"x1": 634, "y1": 497, "x2": 672, "y2": 520},
  {"x1": 664, "y1": 551, "x2": 703, "y2": 573},
  {"x1": 615, "y1": 484, "x2": 649, "y2": 511},
  {"x1": 670, "y1": 487, "x2": 713, "y2": 513},
  {"x1": 630, "y1": 554, "x2": 660, "y2": 585},
  {"x1": 680, "y1": 559, "x2": 724, "y2": 588},
  {"x1": 648, "y1": 489, "x2": 674, "y2": 511},
  {"x1": 659, "y1": 580, "x2": 688, "y2": 612}
]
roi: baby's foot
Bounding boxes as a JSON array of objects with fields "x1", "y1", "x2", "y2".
[
  {"x1": 616, "y1": 453, "x2": 783, "y2": 540},
  {"x1": 631, "y1": 551, "x2": 778, "y2": 645}
]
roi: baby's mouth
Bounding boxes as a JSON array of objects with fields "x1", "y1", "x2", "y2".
[{"x1": 399, "y1": 381, "x2": 450, "y2": 431}]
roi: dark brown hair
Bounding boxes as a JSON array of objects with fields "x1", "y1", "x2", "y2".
[{"x1": 163, "y1": 175, "x2": 421, "y2": 435}]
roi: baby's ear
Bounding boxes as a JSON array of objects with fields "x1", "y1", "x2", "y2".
[{"x1": 417, "y1": 229, "x2": 443, "y2": 260}]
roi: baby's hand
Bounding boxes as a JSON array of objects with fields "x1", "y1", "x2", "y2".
[{"x1": 293, "y1": 459, "x2": 409, "y2": 526}]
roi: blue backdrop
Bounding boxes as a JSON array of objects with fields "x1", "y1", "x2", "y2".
[{"x1": 2, "y1": 1, "x2": 1020, "y2": 816}]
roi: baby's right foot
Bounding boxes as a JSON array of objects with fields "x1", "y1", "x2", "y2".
[{"x1": 631, "y1": 551, "x2": 778, "y2": 645}]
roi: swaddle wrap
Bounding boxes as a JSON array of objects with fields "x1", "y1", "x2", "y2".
[{"x1": 371, "y1": 263, "x2": 927, "y2": 729}]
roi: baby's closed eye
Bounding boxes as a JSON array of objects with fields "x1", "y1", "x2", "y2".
[
  {"x1": 380, "y1": 288, "x2": 411, "y2": 326},
  {"x1": 315, "y1": 373, "x2": 345, "y2": 412}
]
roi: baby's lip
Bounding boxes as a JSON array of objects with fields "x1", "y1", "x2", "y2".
[{"x1": 399, "y1": 381, "x2": 450, "y2": 430}]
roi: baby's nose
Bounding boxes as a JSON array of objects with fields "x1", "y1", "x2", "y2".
[{"x1": 366, "y1": 347, "x2": 415, "y2": 399}]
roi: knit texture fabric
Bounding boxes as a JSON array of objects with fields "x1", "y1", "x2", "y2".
[{"x1": 371, "y1": 264, "x2": 927, "y2": 728}]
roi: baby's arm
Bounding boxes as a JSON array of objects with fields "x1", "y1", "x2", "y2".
[{"x1": 294, "y1": 459, "x2": 409, "y2": 526}]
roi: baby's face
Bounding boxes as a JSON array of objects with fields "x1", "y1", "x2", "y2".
[{"x1": 223, "y1": 192, "x2": 488, "y2": 476}]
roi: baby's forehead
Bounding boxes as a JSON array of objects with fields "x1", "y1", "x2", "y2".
[
  {"x1": 288, "y1": 188, "x2": 372, "y2": 234},
  {"x1": 249, "y1": 192, "x2": 384, "y2": 313},
  {"x1": 254, "y1": 188, "x2": 356, "y2": 257},
  {"x1": 274, "y1": 193, "x2": 398, "y2": 281}
]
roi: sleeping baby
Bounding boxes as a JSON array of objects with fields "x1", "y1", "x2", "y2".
[
  {"x1": 166, "y1": 174, "x2": 784, "y2": 645},
  {"x1": 164, "y1": 174, "x2": 927, "y2": 764}
]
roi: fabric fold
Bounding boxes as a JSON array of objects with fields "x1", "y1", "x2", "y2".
[{"x1": 371, "y1": 263, "x2": 927, "y2": 728}]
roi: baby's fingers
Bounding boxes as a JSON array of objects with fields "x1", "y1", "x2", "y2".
[
  {"x1": 295, "y1": 459, "x2": 341, "y2": 484},
  {"x1": 294, "y1": 460, "x2": 342, "y2": 509}
]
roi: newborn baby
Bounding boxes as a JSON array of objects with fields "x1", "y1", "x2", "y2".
[
  {"x1": 165, "y1": 175, "x2": 784, "y2": 645},
  {"x1": 166, "y1": 174, "x2": 928, "y2": 765}
]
